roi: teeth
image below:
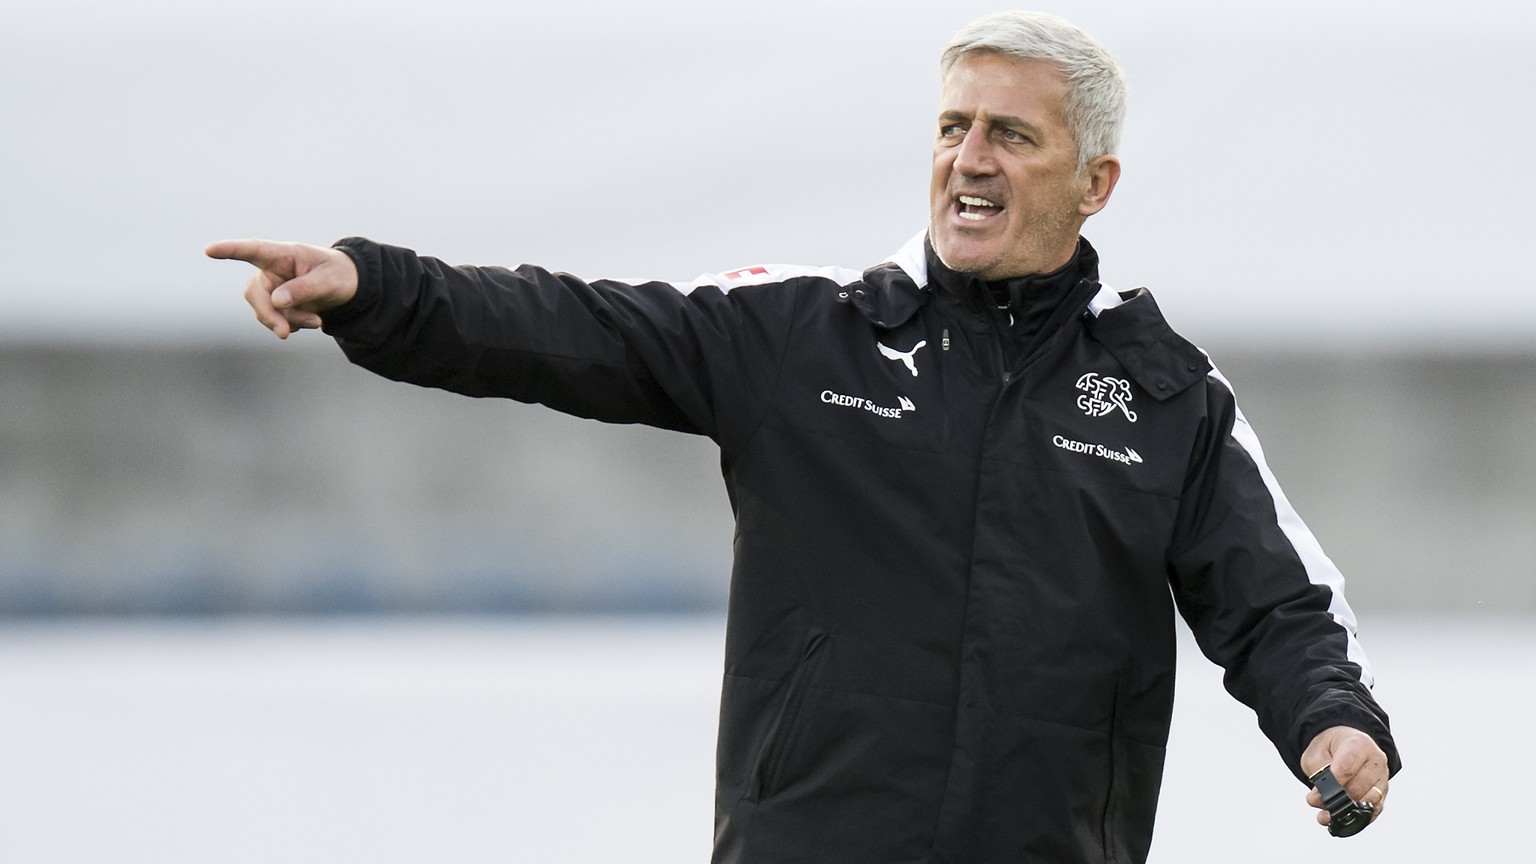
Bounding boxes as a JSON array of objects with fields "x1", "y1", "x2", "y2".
[
  {"x1": 958, "y1": 195, "x2": 999, "y2": 207},
  {"x1": 959, "y1": 212, "x2": 985, "y2": 221}
]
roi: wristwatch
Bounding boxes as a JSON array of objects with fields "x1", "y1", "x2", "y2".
[{"x1": 1309, "y1": 765, "x2": 1374, "y2": 838}]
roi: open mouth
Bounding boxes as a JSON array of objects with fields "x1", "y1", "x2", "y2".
[{"x1": 956, "y1": 194, "x2": 1003, "y2": 222}]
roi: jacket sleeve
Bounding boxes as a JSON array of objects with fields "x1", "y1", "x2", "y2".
[
  {"x1": 320, "y1": 237, "x2": 802, "y2": 451},
  {"x1": 1166, "y1": 366, "x2": 1402, "y2": 784}
]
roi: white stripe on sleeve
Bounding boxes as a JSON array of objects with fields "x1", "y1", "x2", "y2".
[
  {"x1": 611, "y1": 263, "x2": 868, "y2": 295},
  {"x1": 1207, "y1": 363, "x2": 1377, "y2": 688}
]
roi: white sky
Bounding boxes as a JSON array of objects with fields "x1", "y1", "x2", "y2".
[{"x1": 3, "y1": 0, "x2": 1533, "y2": 349}]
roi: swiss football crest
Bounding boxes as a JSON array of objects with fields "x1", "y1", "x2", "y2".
[{"x1": 1075, "y1": 372, "x2": 1137, "y2": 422}]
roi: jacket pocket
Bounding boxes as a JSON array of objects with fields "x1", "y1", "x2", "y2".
[
  {"x1": 1100, "y1": 677, "x2": 1123, "y2": 862},
  {"x1": 744, "y1": 628, "x2": 827, "y2": 802},
  {"x1": 1100, "y1": 675, "x2": 1168, "y2": 864}
]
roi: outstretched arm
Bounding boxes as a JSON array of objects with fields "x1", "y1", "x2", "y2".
[
  {"x1": 209, "y1": 236, "x2": 810, "y2": 447},
  {"x1": 205, "y1": 239, "x2": 359, "y2": 339}
]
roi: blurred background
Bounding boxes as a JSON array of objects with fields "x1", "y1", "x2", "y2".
[{"x1": 1, "y1": 0, "x2": 1531, "y2": 861}]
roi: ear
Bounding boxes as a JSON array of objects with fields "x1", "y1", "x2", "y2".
[{"x1": 1078, "y1": 154, "x2": 1121, "y2": 217}]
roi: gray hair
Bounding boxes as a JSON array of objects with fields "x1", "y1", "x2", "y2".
[{"x1": 940, "y1": 11, "x2": 1126, "y2": 172}]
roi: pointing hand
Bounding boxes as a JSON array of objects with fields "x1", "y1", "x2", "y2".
[{"x1": 206, "y1": 239, "x2": 358, "y2": 339}]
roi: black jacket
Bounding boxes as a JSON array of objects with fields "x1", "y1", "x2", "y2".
[{"x1": 326, "y1": 232, "x2": 1399, "y2": 864}]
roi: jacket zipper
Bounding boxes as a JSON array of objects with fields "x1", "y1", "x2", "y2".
[
  {"x1": 939, "y1": 328, "x2": 952, "y2": 445},
  {"x1": 993, "y1": 324, "x2": 1012, "y2": 386}
]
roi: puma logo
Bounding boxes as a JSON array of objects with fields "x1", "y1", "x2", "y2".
[{"x1": 877, "y1": 340, "x2": 927, "y2": 377}]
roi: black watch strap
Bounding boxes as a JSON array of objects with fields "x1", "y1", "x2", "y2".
[{"x1": 1310, "y1": 765, "x2": 1375, "y2": 838}]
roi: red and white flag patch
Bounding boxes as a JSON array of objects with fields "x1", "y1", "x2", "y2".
[{"x1": 721, "y1": 266, "x2": 769, "y2": 281}]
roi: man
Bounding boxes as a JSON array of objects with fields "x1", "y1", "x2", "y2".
[{"x1": 208, "y1": 11, "x2": 1398, "y2": 863}]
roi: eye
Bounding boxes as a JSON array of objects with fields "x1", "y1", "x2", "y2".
[
  {"x1": 939, "y1": 123, "x2": 965, "y2": 139},
  {"x1": 1001, "y1": 128, "x2": 1030, "y2": 144}
]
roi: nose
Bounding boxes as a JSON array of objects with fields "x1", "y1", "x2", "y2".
[{"x1": 953, "y1": 126, "x2": 997, "y2": 177}]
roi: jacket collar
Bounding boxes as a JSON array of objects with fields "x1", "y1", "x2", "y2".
[
  {"x1": 854, "y1": 231, "x2": 1211, "y2": 402},
  {"x1": 925, "y1": 236, "x2": 1100, "y2": 317},
  {"x1": 853, "y1": 232, "x2": 1102, "y2": 329}
]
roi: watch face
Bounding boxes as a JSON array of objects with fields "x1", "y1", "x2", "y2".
[{"x1": 1328, "y1": 802, "x2": 1374, "y2": 838}]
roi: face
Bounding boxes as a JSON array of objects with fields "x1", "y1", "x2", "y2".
[{"x1": 928, "y1": 52, "x2": 1119, "y2": 280}]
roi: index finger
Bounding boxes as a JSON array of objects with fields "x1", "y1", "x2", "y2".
[{"x1": 205, "y1": 238, "x2": 281, "y2": 266}]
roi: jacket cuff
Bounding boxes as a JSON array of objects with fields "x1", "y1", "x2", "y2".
[
  {"x1": 1290, "y1": 690, "x2": 1403, "y2": 783},
  {"x1": 321, "y1": 237, "x2": 383, "y2": 333}
]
